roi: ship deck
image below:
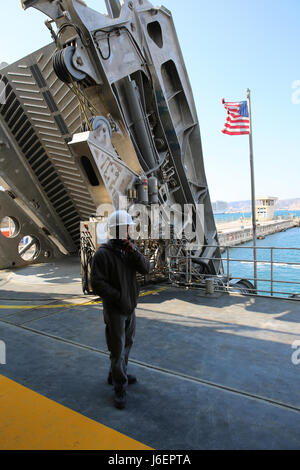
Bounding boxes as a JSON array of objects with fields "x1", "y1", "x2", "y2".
[{"x1": 0, "y1": 257, "x2": 300, "y2": 450}]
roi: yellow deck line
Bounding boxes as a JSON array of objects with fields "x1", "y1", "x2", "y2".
[
  {"x1": 0, "y1": 375, "x2": 152, "y2": 450},
  {"x1": 0, "y1": 288, "x2": 167, "y2": 310}
]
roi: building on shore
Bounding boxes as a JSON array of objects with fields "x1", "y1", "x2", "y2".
[{"x1": 256, "y1": 196, "x2": 278, "y2": 221}]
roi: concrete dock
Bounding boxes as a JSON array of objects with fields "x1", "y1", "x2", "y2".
[
  {"x1": 0, "y1": 257, "x2": 300, "y2": 450},
  {"x1": 217, "y1": 217, "x2": 299, "y2": 248}
]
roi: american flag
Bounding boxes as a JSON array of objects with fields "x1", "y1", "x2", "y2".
[{"x1": 222, "y1": 98, "x2": 250, "y2": 135}]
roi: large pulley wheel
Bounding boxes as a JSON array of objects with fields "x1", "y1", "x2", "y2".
[
  {"x1": 53, "y1": 46, "x2": 86, "y2": 83},
  {"x1": 81, "y1": 116, "x2": 112, "y2": 137}
]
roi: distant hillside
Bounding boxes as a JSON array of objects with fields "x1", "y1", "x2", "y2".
[
  {"x1": 227, "y1": 200, "x2": 251, "y2": 211},
  {"x1": 223, "y1": 198, "x2": 300, "y2": 212},
  {"x1": 276, "y1": 198, "x2": 300, "y2": 210}
]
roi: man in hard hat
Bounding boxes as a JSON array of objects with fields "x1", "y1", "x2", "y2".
[{"x1": 91, "y1": 210, "x2": 150, "y2": 409}]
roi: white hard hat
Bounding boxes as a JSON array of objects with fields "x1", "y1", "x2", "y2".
[{"x1": 108, "y1": 210, "x2": 135, "y2": 228}]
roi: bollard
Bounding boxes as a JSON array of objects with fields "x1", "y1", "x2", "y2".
[{"x1": 206, "y1": 278, "x2": 215, "y2": 296}]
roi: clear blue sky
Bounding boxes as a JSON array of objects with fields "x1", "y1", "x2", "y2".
[{"x1": 1, "y1": 0, "x2": 300, "y2": 202}]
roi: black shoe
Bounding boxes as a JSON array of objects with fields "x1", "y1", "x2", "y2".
[
  {"x1": 114, "y1": 390, "x2": 126, "y2": 410},
  {"x1": 127, "y1": 374, "x2": 137, "y2": 385},
  {"x1": 108, "y1": 373, "x2": 137, "y2": 385}
]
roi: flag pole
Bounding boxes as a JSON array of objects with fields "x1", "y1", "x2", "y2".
[{"x1": 247, "y1": 88, "x2": 257, "y2": 292}]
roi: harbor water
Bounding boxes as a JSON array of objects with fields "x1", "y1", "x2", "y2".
[{"x1": 217, "y1": 211, "x2": 300, "y2": 298}]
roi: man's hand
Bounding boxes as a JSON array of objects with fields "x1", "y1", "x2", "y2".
[{"x1": 122, "y1": 238, "x2": 135, "y2": 254}]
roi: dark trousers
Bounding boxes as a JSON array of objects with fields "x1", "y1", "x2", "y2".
[{"x1": 103, "y1": 310, "x2": 136, "y2": 392}]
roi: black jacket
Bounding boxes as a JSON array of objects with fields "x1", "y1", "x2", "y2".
[{"x1": 91, "y1": 240, "x2": 151, "y2": 315}]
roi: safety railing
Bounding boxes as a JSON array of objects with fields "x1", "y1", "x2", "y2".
[{"x1": 168, "y1": 245, "x2": 300, "y2": 300}]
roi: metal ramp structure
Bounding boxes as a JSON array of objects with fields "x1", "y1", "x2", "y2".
[
  {"x1": 0, "y1": 190, "x2": 62, "y2": 269},
  {"x1": 0, "y1": 43, "x2": 97, "y2": 267},
  {"x1": 0, "y1": 0, "x2": 222, "y2": 278}
]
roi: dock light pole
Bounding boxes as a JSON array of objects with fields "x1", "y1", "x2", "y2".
[{"x1": 247, "y1": 88, "x2": 257, "y2": 292}]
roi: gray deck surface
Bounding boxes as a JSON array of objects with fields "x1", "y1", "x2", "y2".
[{"x1": 0, "y1": 257, "x2": 300, "y2": 449}]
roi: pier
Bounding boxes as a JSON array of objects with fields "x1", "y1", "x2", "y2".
[{"x1": 217, "y1": 217, "x2": 300, "y2": 250}]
